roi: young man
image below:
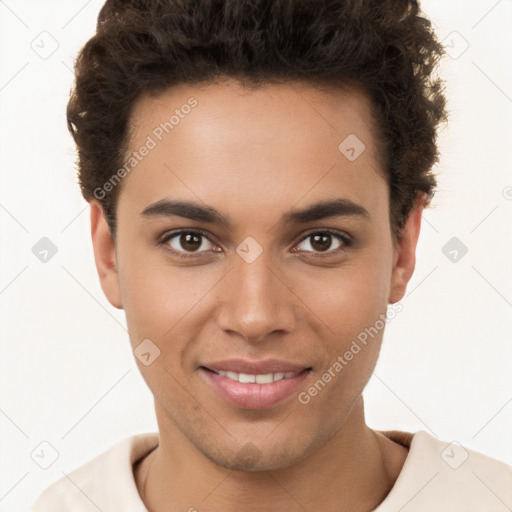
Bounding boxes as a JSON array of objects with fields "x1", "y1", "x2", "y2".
[{"x1": 32, "y1": 0, "x2": 511, "y2": 510}]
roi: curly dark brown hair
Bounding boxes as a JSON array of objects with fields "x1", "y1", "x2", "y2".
[{"x1": 67, "y1": 0, "x2": 447, "y2": 239}]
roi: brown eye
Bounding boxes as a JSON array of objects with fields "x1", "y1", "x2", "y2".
[
  {"x1": 310, "y1": 233, "x2": 333, "y2": 252},
  {"x1": 294, "y1": 231, "x2": 350, "y2": 255},
  {"x1": 165, "y1": 231, "x2": 215, "y2": 254},
  {"x1": 179, "y1": 233, "x2": 202, "y2": 252}
]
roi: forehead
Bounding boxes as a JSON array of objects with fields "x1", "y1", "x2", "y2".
[
  {"x1": 128, "y1": 79, "x2": 379, "y2": 157},
  {"x1": 118, "y1": 79, "x2": 387, "y2": 225}
]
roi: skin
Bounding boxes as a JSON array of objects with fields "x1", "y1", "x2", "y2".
[{"x1": 90, "y1": 79, "x2": 424, "y2": 512}]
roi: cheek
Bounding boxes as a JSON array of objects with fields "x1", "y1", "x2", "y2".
[
  {"x1": 296, "y1": 253, "x2": 393, "y2": 339},
  {"x1": 293, "y1": 260, "x2": 392, "y2": 419},
  {"x1": 116, "y1": 243, "x2": 220, "y2": 348},
  {"x1": 294, "y1": 245, "x2": 393, "y2": 391}
]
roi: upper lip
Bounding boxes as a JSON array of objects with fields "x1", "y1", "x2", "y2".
[{"x1": 202, "y1": 359, "x2": 311, "y2": 374}]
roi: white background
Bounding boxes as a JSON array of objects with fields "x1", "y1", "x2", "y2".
[{"x1": 0, "y1": 1, "x2": 511, "y2": 511}]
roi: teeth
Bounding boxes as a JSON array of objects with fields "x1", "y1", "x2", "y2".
[
  {"x1": 239, "y1": 373, "x2": 255, "y2": 383},
  {"x1": 255, "y1": 374, "x2": 273, "y2": 384},
  {"x1": 215, "y1": 370, "x2": 299, "y2": 383}
]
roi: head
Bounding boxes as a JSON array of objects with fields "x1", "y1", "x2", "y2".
[{"x1": 70, "y1": 0, "x2": 447, "y2": 471}]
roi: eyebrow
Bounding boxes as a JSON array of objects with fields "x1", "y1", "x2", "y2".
[{"x1": 140, "y1": 197, "x2": 369, "y2": 229}]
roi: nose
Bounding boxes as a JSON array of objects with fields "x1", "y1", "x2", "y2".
[{"x1": 215, "y1": 249, "x2": 297, "y2": 344}]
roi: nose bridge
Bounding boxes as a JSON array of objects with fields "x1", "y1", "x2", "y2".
[{"x1": 217, "y1": 248, "x2": 295, "y2": 341}]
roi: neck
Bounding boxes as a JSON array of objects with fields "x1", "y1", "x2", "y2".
[{"x1": 137, "y1": 398, "x2": 408, "y2": 512}]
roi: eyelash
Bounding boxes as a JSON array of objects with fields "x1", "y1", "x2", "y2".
[{"x1": 158, "y1": 228, "x2": 353, "y2": 260}]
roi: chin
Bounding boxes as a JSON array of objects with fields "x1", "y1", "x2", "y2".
[{"x1": 199, "y1": 435, "x2": 320, "y2": 473}]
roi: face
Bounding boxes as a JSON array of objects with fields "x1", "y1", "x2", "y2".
[{"x1": 91, "y1": 79, "x2": 422, "y2": 471}]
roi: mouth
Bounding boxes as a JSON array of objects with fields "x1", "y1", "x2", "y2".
[
  {"x1": 199, "y1": 360, "x2": 312, "y2": 409},
  {"x1": 204, "y1": 368, "x2": 304, "y2": 384}
]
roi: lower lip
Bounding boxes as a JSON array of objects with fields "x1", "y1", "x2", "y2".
[{"x1": 200, "y1": 368, "x2": 311, "y2": 409}]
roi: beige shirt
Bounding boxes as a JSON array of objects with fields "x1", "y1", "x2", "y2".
[{"x1": 31, "y1": 430, "x2": 512, "y2": 511}]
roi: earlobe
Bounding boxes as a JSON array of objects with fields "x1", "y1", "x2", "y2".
[
  {"x1": 388, "y1": 194, "x2": 427, "y2": 304},
  {"x1": 90, "y1": 200, "x2": 123, "y2": 309}
]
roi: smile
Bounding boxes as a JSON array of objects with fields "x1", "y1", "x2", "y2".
[
  {"x1": 200, "y1": 364, "x2": 312, "y2": 409},
  {"x1": 211, "y1": 370, "x2": 300, "y2": 383}
]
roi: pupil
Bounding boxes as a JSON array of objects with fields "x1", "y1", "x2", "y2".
[
  {"x1": 181, "y1": 233, "x2": 201, "y2": 251},
  {"x1": 311, "y1": 234, "x2": 331, "y2": 252}
]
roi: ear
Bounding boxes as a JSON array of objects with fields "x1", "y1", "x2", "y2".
[
  {"x1": 388, "y1": 194, "x2": 427, "y2": 304},
  {"x1": 90, "y1": 200, "x2": 123, "y2": 309}
]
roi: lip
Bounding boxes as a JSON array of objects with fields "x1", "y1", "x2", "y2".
[
  {"x1": 202, "y1": 358, "x2": 309, "y2": 374},
  {"x1": 199, "y1": 360, "x2": 311, "y2": 409}
]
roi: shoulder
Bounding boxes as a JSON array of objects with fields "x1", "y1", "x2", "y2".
[
  {"x1": 30, "y1": 432, "x2": 159, "y2": 512},
  {"x1": 375, "y1": 430, "x2": 512, "y2": 512}
]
